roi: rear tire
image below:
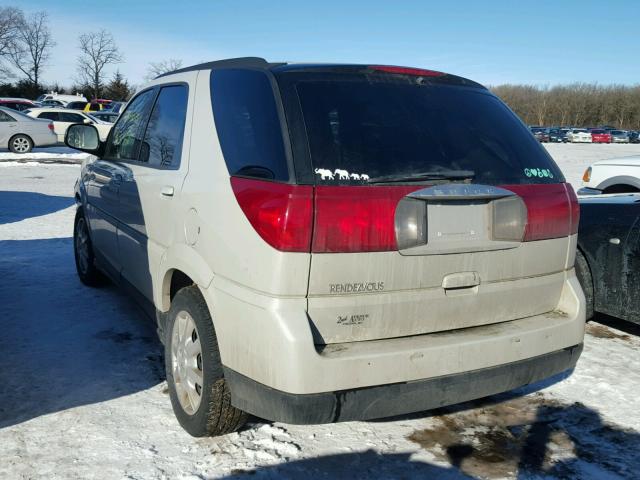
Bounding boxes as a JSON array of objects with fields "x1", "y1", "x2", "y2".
[
  {"x1": 574, "y1": 249, "x2": 594, "y2": 321},
  {"x1": 9, "y1": 134, "x2": 33, "y2": 154},
  {"x1": 165, "y1": 286, "x2": 248, "y2": 437},
  {"x1": 73, "y1": 208, "x2": 106, "y2": 287}
]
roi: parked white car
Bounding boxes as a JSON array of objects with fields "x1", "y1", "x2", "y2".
[
  {"x1": 567, "y1": 129, "x2": 592, "y2": 143},
  {"x1": 0, "y1": 106, "x2": 57, "y2": 153},
  {"x1": 26, "y1": 108, "x2": 112, "y2": 143},
  {"x1": 579, "y1": 156, "x2": 640, "y2": 194},
  {"x1": 35, "y1": 92, "x2": 87, "y2": 106}
]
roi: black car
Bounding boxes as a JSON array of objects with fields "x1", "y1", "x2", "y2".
[
  {"x1": 629, "y1": 131, "x2": 640, "y2": 144},
  {"x1": 576, "y1": 193, "x2": 640, "y2": 324},
  {"x1": 530, "y1": 127, "x2": 550, "y2": 142},
  {"x1": 548, "y1": 128, "x2": 568, "y2": 143}
]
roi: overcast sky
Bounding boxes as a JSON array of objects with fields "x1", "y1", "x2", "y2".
[{"x1": 17, "y1": 0, "x2": 640, "y2": 89}]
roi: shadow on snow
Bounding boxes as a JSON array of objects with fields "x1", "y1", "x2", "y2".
[
  {"x1": 0, "y1": 237, "x2": 164, "y2": 429},
  {"x1": 0, "y1": 190, "x2": 74, "y2": 225}
]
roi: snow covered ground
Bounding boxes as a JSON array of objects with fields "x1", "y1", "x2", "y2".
[{"x1": 1, "y1": 145, "x2": 640, "y2": 479}]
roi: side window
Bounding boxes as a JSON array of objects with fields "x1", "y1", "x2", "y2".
[
  {"x1": 59, "y1": 112, "x2": 85, "y2": 123},
  {"x1": 139, "y1": 85, "x2": 188, "y2": 169},
  {"x1": 0, "y1": 111, "x2": 14, "y2": 122},
  {"x1": 210, "y1": 69, "x2": 289, "y2": 181},
  {"x1": 38, "y1": 112, "x2": 59, "y2": 121},
  {"x1": 105, "y1": 89, "x2": 156, "y2": 161}
]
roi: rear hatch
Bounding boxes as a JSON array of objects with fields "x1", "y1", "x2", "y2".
[{"x1": 273, "y1": 65, "x2": 578, "y2": 344}]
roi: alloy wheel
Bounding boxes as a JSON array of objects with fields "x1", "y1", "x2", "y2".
[
  {"x1": 12, "y1": 136, "x2": 30, "y2": 153},
  {"x1": 171, "y1": 311, "x2": 203, "y2": 415}
]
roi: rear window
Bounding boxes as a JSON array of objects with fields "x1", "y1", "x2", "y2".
[
  {"x1": 279, "y1": 72, "x2": 564, "y2": 185},
  {"x1": 591, "y1": 129, "x2": 605, "y2": 134},
  {"x1": 211, "y1": 69, "x2": 289, "y2": 181}
]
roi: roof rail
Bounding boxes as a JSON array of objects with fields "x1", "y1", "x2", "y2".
[{"x1": 155, "y1": 57, "x2": 283, "y2": 79}]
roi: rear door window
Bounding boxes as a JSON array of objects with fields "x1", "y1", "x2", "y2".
[
  {"x1": 38, "y1": 111, "x2": 59, "y2": 121},
  {"x1": 210, "y1": 69, "x2": 289, "y2": 181},
  {"x1": 58, "y1": 112, "x2": 85, "y2": 123},
  {"x1": 278, "y1": 72, "x2": 564, "y2": 185},
  {"x1": 139, "y1": 84, "x2": 188, "y2": 169}
]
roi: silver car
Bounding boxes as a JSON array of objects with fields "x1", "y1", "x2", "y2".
[
  {"x1": 610, "y1": 130, "x2": 630, "y2": 143},
  {"x1": 0, "y1": 106, "x2": 57, "y2": 153}
]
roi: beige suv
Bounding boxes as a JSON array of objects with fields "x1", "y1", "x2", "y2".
[{"x1": 67, "y1": 58, "x2": 585, "y2": 437}]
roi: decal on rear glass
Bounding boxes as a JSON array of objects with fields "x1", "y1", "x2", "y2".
[
  {"x1": 524, "y1": 168, "x2": 554, "y2": 178},
  {"x1": 314, "y1": 168, "x2": 370, "y2": 181}
]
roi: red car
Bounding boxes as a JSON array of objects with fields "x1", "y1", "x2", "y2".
[
  {"x1": 0, "y1": 98, "x2": 37, "y2": 112},
  {"x1": 589, "y1": 129, "x2": 611, "y2": 143}
]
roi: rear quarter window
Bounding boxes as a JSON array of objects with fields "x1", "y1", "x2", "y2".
[{"x1": 210, "y1": 69, "x2": 290, "y2": 181}]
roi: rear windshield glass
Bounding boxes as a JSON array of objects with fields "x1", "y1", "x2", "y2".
[{"x1": 280, "y1": 73, "x2": 564, "y2": 185}]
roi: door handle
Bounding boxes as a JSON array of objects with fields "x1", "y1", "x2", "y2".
[{"x1": 161, "y1": 185, "x2": 174, "y2": 197}]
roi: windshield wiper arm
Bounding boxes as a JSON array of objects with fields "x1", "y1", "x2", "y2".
[{"x1": 367, "y1": 170, "x2": 475, "y2": 184}]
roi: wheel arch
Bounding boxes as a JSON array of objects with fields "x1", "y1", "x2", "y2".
[
  {"x1": 596, "y1": 175, "x2": 640, "y2": 193},
  {"x1": 575, "y1": 245, "x2": 595, "y2": 320},
  {"x1": 157, "y1": 244, "x2": 215, "y2": 312}
]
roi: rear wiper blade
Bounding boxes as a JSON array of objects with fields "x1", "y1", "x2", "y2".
[{"x1": 367, "y1": 170, "x2": 475, "y2": 184}]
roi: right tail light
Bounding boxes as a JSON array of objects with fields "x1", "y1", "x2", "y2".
[{"x1": 503, "y1": 183, "x2": 578, "y2": 241}]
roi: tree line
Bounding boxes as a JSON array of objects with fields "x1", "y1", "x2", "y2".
[
  {"x1": 0, "y1": 6, "x2": 182, "y2": 101},
  {"x1": 491, "y1": 84, "x2": 640, "y2": 130}
]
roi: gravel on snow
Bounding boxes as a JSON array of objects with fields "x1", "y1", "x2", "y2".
[{"x1": 1, "y1": 145, "x2": 640, "y2": 479}]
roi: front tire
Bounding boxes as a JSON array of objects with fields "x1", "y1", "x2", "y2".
[
  {"x1": 165, "y1": 286, "x2": 248, "y2": 437},
  {"x1": 9, "y1": 134, "x2": 33, "y2": 154},
  {"x1": 73, "y1": 208, "x2": 105, "y2": 287}
]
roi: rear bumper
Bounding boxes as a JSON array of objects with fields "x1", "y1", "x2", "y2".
[
  {"x1": 224, "y1": 343, "x2": 582, "y2": 424},
  {"x1": 206, "y1": 270, "x2": 585, "y2": 398}
]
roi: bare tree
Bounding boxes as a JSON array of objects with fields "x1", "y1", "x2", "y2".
[
  {"x1": 145, "y1": 58, "x2": 183, "y2": 80},
  {"x1": 77, "y1": 30, "x2": 123, "y2": 98},
  {"x1": 8, "y1": 11, "x2": 54, "y2": 87},
  {"x1": 0, "y1": 6, "x2": 23, "y2": 80}
]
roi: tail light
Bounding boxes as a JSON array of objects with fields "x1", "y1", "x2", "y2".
[
  {"x1": 312, "y1": 186, "x2": 420, "y2": 252},
  {"x1": 394, "y1": 198, "x2": 427, "y2": 250},
  {"x1": 491, "y1": 195, "x2": 528, "y2": 242},
  {"x1": 232, "y1": 177, "x2": 578, "y2": 253},
  {"x1": 48, "y1": 122, "x2": 54, "y2": 131},
  {"x1": 504, "y1": 184, "x2": 577, "y2": 241},
  {"x1": 230, "y1": 177, "x2": 313, "y2": 252},
  {"x1": 566, "y1": 184, "x2": 580, "y2": 235}
]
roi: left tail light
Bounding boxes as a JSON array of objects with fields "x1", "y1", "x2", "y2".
[
  {"x1": 48, "y1": 122, "x2": 54, "y2": 131},
  {"x1": 230, "y1": 177, "x2": 313, "y2": 252}
]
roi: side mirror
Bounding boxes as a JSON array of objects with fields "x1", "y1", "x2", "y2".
[
  {"x1": 83, "y1": 118, "x2": 92, "y2": 125},
  {"x1": 65, "y1": 124, "x2": 103, "y2": 155}
]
